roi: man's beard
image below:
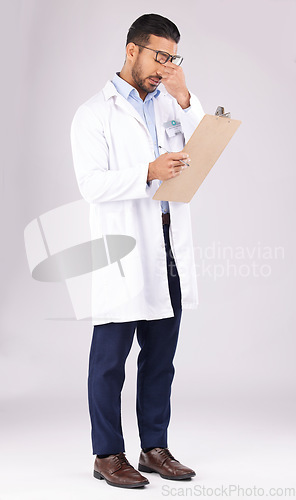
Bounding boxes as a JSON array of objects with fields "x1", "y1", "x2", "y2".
[{"x1": 131, "y1": 61, "x2": 161, "y2": 94}]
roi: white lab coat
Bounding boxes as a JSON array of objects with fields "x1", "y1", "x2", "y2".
[{"x1": 71, "y1": 80, "x2": 205, "y2": 325}]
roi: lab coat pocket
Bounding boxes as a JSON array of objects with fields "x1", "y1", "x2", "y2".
[
  {"x1": 91, "y1": 237, "x2": 144, "y2": 319},
  {"x1": 166, "y1": 131, "x2": 186, "y2": 153}
]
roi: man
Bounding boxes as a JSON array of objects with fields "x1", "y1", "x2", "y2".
[{"x1": 71, "y1": 13, "x2": 205, "y2": 489}]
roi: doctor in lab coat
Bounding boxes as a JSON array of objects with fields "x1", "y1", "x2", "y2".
[{"x1": 71, "y1": 13, "x2": 205, "y2": 490}]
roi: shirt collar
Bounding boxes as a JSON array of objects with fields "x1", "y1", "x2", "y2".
[{"x1": 111, "y1": 72, "x2": 160, "y2": 102}]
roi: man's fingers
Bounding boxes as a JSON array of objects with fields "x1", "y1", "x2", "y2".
[
  {"x1": 171, "y1": 166, "x2": 184, "y2": 176},
  {"x1": 172, "y1": 159, "x2": 190, "y2": 167},
  {"x1": 169, "y1": 152, "x2": 190, "y2": 162},
  {"x1": 163, "y1": 60, "x2": 180, "y2": 70},
  {"x1": 160, "y1": 65, "x2": 176, "y2": 75},
  {"x1": 159, "y1": 69, "x2": 177, "y2": 80},
  {"x1": 160, "y1": 62, "x2": 183, "y2": 76}
]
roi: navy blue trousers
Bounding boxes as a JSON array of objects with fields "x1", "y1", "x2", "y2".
[{"x1": 88, "y1": 223, "x2": 182, "y2": 455}]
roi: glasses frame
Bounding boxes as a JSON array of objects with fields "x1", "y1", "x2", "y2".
[{"x1": 134, "y1": 44, "x2": 183, "y2": 66}]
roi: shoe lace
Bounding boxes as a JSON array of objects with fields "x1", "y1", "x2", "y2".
[
  {"x1": 112, "y1": 452, "x2": 132, "y2": 472},
  {"x1": 159, "y1": 448, "x2": 178, "y2": 463}
]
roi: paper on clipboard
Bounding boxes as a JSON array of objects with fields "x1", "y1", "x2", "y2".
[{"x1": 152, "y1": 114, "x2": 242, "y2": 203}]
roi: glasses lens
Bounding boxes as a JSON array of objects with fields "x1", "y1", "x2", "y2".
[
  {"x1": 172, "y1": 56, "x2": 183, "y2": 66},
  {"x1": 156, "y1": 51, "x2": 170, "y2": 64}
]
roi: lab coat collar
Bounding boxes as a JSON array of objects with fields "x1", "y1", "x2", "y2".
[
  {"x1": 102, "y1": 80, "x2": 119, "y2": 101},
  {"x1": 102, "y1": 80, "x2": 170, "y2": 144},
  {"x1": 102, "y1": 80, "x2": 156, "y2": 137}
]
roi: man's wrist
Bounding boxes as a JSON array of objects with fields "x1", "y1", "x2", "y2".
[
  {"x1": 147, "y1": 163, "x2": 155, "y2": 182},
  {"x1": 177, "y1": 90, "x2": 191, "y2": 110}
]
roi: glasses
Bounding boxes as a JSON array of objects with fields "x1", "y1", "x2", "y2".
[{"x1": 135, "y1": 44, "x2": 183, "y2": 66}]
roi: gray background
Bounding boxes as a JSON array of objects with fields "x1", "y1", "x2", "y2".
[{"x1": 1, "y1": 0, "x2": 295, "y2": 498}]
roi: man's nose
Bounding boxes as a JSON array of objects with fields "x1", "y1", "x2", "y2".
[{"x1": 156, "y1": 61, "x2": 168, "y2": 78}]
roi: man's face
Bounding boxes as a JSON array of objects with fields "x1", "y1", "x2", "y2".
[{"x1": 130, "y1": 34, "x2": 178, "y2": 97}]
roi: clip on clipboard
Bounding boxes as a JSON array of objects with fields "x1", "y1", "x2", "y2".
[{"x1": 152, "y1": 106, "x2": 241, "y2": 203}]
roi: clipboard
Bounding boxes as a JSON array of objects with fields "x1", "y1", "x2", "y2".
[{"x1": 152, "y1": 113, "x2": 241, "y2": 203}]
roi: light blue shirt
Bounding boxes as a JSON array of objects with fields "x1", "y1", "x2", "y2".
[{"x1": 111, "y1": 72, "x2": 170, "y2": 214}]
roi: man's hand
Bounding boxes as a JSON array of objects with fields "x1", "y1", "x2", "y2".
[
  {"x1": 157, "y1": 61, "x2": 190, "y2": 109},
  {"x1": 147, "y1": 152, "x2": 190, "y2": 182}
]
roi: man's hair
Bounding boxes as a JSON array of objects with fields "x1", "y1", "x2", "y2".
[{"x1": 126, "y1": 13, "x2": 180, "y2": 47}]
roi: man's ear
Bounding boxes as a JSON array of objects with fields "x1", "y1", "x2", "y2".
[{"x1": 126, "y1": 42, "x2": 138, "y2": 63}]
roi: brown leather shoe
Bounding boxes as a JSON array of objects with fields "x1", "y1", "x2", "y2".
[
  {"x1": 94, "y1": 452, "x2": 149, "y2": 488},
  {"x1": 138, "y1": 447, "x2": 196, "y2": 480}
]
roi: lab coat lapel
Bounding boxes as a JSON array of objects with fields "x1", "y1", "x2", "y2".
[
  {"x1": 114, "y1": 94, "x2": 147, "y2": 128},
  {"x1": 103, "y1": 80, "x2": 150, "y2": 135}
]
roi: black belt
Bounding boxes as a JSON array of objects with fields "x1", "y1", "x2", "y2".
[{"x1": 162, "y1": 213, "x2": 170, "y2": 225}]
